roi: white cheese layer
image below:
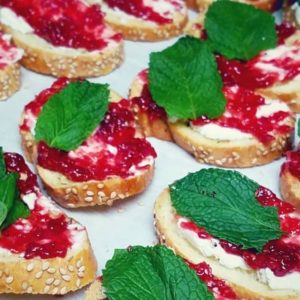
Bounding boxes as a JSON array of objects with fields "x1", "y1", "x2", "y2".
[
  {"x1": 0, "y1": 8, "x2": 34, "y2": 34},
  {"x1": 191, "y1": 99, "x2": 290, "y2": 141},
  {"x1": 178, "y1": 217, "x2": 300, "y2": 292}
]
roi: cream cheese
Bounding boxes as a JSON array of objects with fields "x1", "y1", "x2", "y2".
[
  {"x1": 0, "y1": 34, "x2": 23, "y2": 66},
  {"x1": 178, "y1": 217, "x2": 300, "y2": 292}
]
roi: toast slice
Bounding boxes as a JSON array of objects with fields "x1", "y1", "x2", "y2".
[
  {"x1": 129, "y1": 69, "x2": 173, "y2": 141},
  {"x1": 0, "y1": 151, "x2": 96, "y2": 295},
  {"x1": 280, "y1": 149, "x2": 300, "y2": 211},
  {"x1": 0, "y1": 32, "x2": 22, "y2": 100},
  {"x1": 20, "y1": 79, "x2": 156, "y2": 208},
  {"x1": 0, "y1": 3, "x2": 123, "y2": 78},
  {"x1": 154, "y1": 179, "x2": 300, "y2": 299},
  {"x1": 88, "y1": 0, "x2": 188, "y2": 41}
]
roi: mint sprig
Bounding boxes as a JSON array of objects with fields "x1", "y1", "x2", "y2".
[
  {"x1": 0, "y1": 148, "x2": 30, "y2": 230},
  {"x1": 205, "y1": 1, "x2": 277, "y2": 60},
  {"x1": 35, "y1": 81, "x2": 109, "y2": 151},
  {"x1": 149, "y1": 37, "x2": 226, "y2": 120},
  {"x1": 103, "y1": 245, "x2": 214, "y2": 300},
  {"x1": 170, "y1": 169, "x2": 283, "y2": 252}
]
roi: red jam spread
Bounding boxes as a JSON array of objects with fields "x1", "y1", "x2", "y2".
[
  {"x1": 216, "y1": 24, "x2": 299, "y2": 90},
  {"x1": 1, "y1": 0, "x2": 122, "y2": 51},
  {"x1": 191, "y1": 86, "x2": 291, "y2": 144},
  {"x1": 0, "y1": 153, "x2": 73, "y2": 259},
  {"x1": 281, "y1": 149, "x2": 300, "y2": 180},
  {"x1": 20, "y1": 77, "x2": 70, "y2": 132},
  {"x1": 187, "y1": 261, "x2": 237, "y2": 300},
  {"x1": 36, "y1": 99, "x2": 156, "y2": 182},
  {"x1": 104, "y1": 0, "x2": 182, "y2": 24},
  {"x1": 131, "y1": 70, "x2": 167, "y2": 121},
  {"x1": 180, "y1": 186, "x2": 300, "y2": 277},
  {"x1": 0, "y1": 33, "x2": 22, "y2": 69}
]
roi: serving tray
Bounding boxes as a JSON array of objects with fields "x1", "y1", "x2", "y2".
[{"x1": 0, "y1": 11, "x2": 288, "y2": 300}]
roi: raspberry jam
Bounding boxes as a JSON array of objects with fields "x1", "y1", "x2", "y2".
[
  {"x1": 20, "y1": 78, "x2": 70, "y2": 132},
  {"x1": 0, "y1": 153, "x2": 72, "y2": 259},
  {"x1": 180, "y1": 186, "x2": 300, "y2": 277},
  {"x1": 281, "y1": 149, "x2": 300, "y2": 180},
  {"x1": 192, "y1": 86, "x2": 291, "y2": 144},
  {"x1": 36, "y1": 99, "x2": 156, "y2": 182},
  {"x1": 0, "y1": 33, "x2": 22, "y2": 69},
  {"x1": 2, "y1": 0, "x2": 122, "y2": 51},
  {"x1": 187, "y1": 261, "x2": 237, "y2": 300},
  {"x1": 104, "y1": 0, "x2": 181, "y2": 24}
]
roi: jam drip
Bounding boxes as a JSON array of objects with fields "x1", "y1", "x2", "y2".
[
  {"x1": 0, "y1": 33, "x2": 22, "y2": 69},
  {"x1": 181, "y1": 186, "x2": 300, "y2": 277},
  {"x1": 37, "y1": 99, "x2": 157, "y2": 182},
  {"x1": 187, "y1": 261, "x2": 237, "y2": 300},
  {"x1": 104, "y1": 0, "x2": 175, "y2": 24},
  {"x1": 281, "y1": 149, "x2": 300, "y2": 180},
  {"x1": 0, "y1": 152, "x2": 72, "y2": 259},
  {"x1": 2, "y1": 0, "x2": 122, "y2": 51},
  {"x1": 4, "y1": 152, "x2": 37, "y2": 195},
  {"x1": 192, "y1": 86, "x2": 291, "y2": 144}
]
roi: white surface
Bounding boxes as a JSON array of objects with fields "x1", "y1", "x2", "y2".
[{"x1": 0, "y1": 24, "x2": 290, "y2": 300}]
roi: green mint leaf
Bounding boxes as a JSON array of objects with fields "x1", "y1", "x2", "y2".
[
  {"x1": 35, "y1": 81, "x2": 109, "y2": 151},
  {"x1": 149, "y1": 37, "x2": 226, "y2": 119},
  {"x1": 0, "y1": 202, "x2": 8, "y2": 227},
  {"x1": 170, "y1": 169, "x2": 283, "y2": 252},
  {"x1": 0, "y1": 198, "x2": 30, "y2": 230},
  {"x1": 0, "y1": 147, "x2": 6, "y2": 179},
  {"x1": 103, "y1": 245, "x2": 213, "y2": 300},
  {"x1": 205, "y1": 1, "x2": 277, "y2": 60},
  {"x1": 0, "y1": 173, "x2": 19, "y2": 213}
]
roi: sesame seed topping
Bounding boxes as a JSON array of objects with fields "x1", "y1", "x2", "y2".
[
  {"x1": 44, "y1": 286, "x2": 50, "y2": 293},
  {"x1": 68, "y1": 265, "x2": 74, "y2": 272},
  {"x1": 21, "y1": 281, "x2": 28, "y2": 290},
  {"x1": 59, "y1": 267, "x2": 67, "y2": 275},
  {"x1": 54, "y1": 279, "x2": 61, "y2": 286},
  {"x1": 46, "y1": 278, "x2": 55, "y2": 285},
  {"x1": 52, "y1": 287, "x2": 59, "y2": 295},
  {"x1": 60, "y1": 286, "x2": 67, "y2": 294},
  {"x1": 42, "y1": 262, "x2": 50, "y2": 271},
  {"x1": 86, "y1": 191, "x2": 94, "y2": 196},
  {"x1": 78, "y1": 266, "x2": 85, "y2": 273},
  {"x1": 47, "y1": 268, "x2": 56, "y2": 274},
  {"x1": 5, "y1": 276, "x2": 13, "y2": 284},
  {"x1": 27, "y1": 263, "x2": 34, "y2": 272},
  {"x1": 76, "y1": 279, "x2": 81, "y2": 288},
  {"x1": 27, "y1": 286, "x2": 33, "y2": 293},
  {"x1": 110, "y1": 192, "x2": 117, "y2": 199},
  {"x1": 85, "y1": 196, "x2": 94, "y2": 202},
  {"x1": 35, "y1": 271, "x2": 43, "y2": 279},
  {"x1": 62, "y1": 275, "x2": 71, "y2": 282},
  {"x1": 97, "y1": 183, "x2": 104, "y2": 189}
]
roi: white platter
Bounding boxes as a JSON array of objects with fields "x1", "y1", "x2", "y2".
[{"x1": 0, "y1": 12, "x2": 288, "y2": 300}]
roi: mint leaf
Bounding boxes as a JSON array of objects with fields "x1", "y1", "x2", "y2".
[
  {"x1": 0, "y1": 199, "x2": 30, "y2": 230},
  {"x1": 149, "y1": 37, "x2": 226, "y2": 119},
  {"x1": 170, "y1": 169, "x2": 283, "y2": 252},
  {"x1": 103, "y1": 245, "x2": 213, "y2": 300},
  {"x1": 0, "y1": 202, "x2": 8, "y2": 227},
  {"x1": 0, "y1": 173, "x2": 19, "y2": 212},
  {"x1": 35, "y1": 81, "x2": 109, "y2": 151},
  {"x1": 0, "y1": 147, "x2": 6, "y2": 179},
  {"x1": 205, "y1": 1, "x2": 277, "y2": 60}
]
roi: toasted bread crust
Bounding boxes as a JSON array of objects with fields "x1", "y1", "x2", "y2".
[
  {"x1": 1, "y1": 25, "x2": 123, "y2": 78},
  {"x1": 0, "y1": 240, "x2": 97, "y2": 295},
  {"x1": 129, "y1": 73, "x2": 173, "y2": 141},
  {"x1": 104, "y1": 12, "x2": 188, "y2": 41},
  {"x1": 85, "y1": 279, "x2": 106, "y2": 300},
  {"x1": 280, "y1": 170, "x2": 300, "y2": 211},
  {"x1": 186, "y1": 0, "x2": 199, "y2": 10},
  {"x1": 37, "y1": 164, "x2": 154, "y2": 208},
  {"x1": 0, "y1": 62, "x2": 20, "y2": 101},
  {"x1": 168, "y1": 121, "x2": 293, "y2": 168},
  {"x1": 154, "y1": 189, "x2": 300, "y2": 300}
]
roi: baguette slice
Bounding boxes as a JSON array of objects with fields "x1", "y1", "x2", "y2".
[
  {"x1": 129, "y1": 70, "x2": 173, "y2": 141},
  {"x1": 154, "y1": 188, "x2": 300, "y2": 300},
  {"x1": 85, "y1": 278, "x2": 106, "y2": 300},
  {"x1": 20, "y1": 79, "x2": 156, "y2": 208},
  {"x1": 280, "y1": 149, "x2": 300, "y2": 211},
  {"x1": 0, "y1": 152, "x2": 96, "y2": 295},
  {"x1": 0, "y1": 32, "x2": 22, "y2": 100},
  {"x1": 0, "y1": 6, "x2": 123, "y2": 78},
  {"x1": 87, "y1": 0, "x2": 188, "y2": 41}
]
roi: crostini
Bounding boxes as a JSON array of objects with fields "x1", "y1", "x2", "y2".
[
  {"x1": 0, "y1": 0, "x2": 123, "y2": 78},
  {"x1": 0, "y1": 149, "x2": 96, "y2": 295},
  {"x1": 0, "y1": 32, "x2": 22, "y2": 100},
  {"x1": 85, "y1": 245, "x2": 238, "y2": 300},
  {"x1": 155, "y1": 168, "x2": 300, "y2": 299},
  {"x1": 20, "y1": 78, "x2": 156, "y2": 208},
  {"x1": 89, "y1": 0, "x2": 188, "y2": 41}
]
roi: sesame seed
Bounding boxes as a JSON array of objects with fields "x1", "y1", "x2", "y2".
[
  {"x1": 5, "y1": 276, "x2": 13, "y2": 284},
  {"x1": 46, "y1": 278, "x2": 55, "y2": 285},
  {"x1": 76, "y1": 279, "x2": 81, "y2": 288},
  {"x1": 71, "y1": 188, "x2": 78, "y2": 194},
  {"x1": 35, "y1": 271, "x2": 43, "y2": 279},
  {"x1": 27, "y1": 263, "x2": 34, "y2": 272},
  {"x1": 47, "y1": 268, "x2": 56, "y2": 274},
  {"x1": 110, "y1": 192, "x2": 117, "y2": 199},
  {"x1": 59, "y1": 267, "x2": 67, "y2": 275},
  {"x1": 21, "y1": 281, "x2": 28, "y2": 290},
  {"x1": 68, "y1": 265, "x2": 74, "y2": 272},
  {"x1": 44, "y1": 286, "x2": 50, "y2": 293},
  {"x1": 62, "y1": 275, "x2": 71, "y2": 282},
  {"x1": 27, "y1": 286, "x2": 33, "y2": 293},
  {"x1": 85, "y1": 196, "x2": 93, "y2": 202},
  {"x1": 60, "y1": 286, "x2": 67, "y2": 294},
  {"x1": 78, "y1": 266, "x2": 85, "y2": 273},
  {"x1": 52, "y1": 287, "x2": 59, "y2": 295},
  {"x1": 97, "y1": 183, "x2": 104, "y2": 189},
  {"x1": 76, "y1": 260, "x2": 82, "y2": 268},
  {"x1": 53, "y1": 279, "x2": 61, "y2": 286},
  {"x1": 42, "y1": 262, "x2": 50, "y2": 271},
  {"x1": 78, "y1": 272, "x2": 85, "y2": 278},
  {"x1": 86, "y1": 191, "x2": 94, "y2": 196}
]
